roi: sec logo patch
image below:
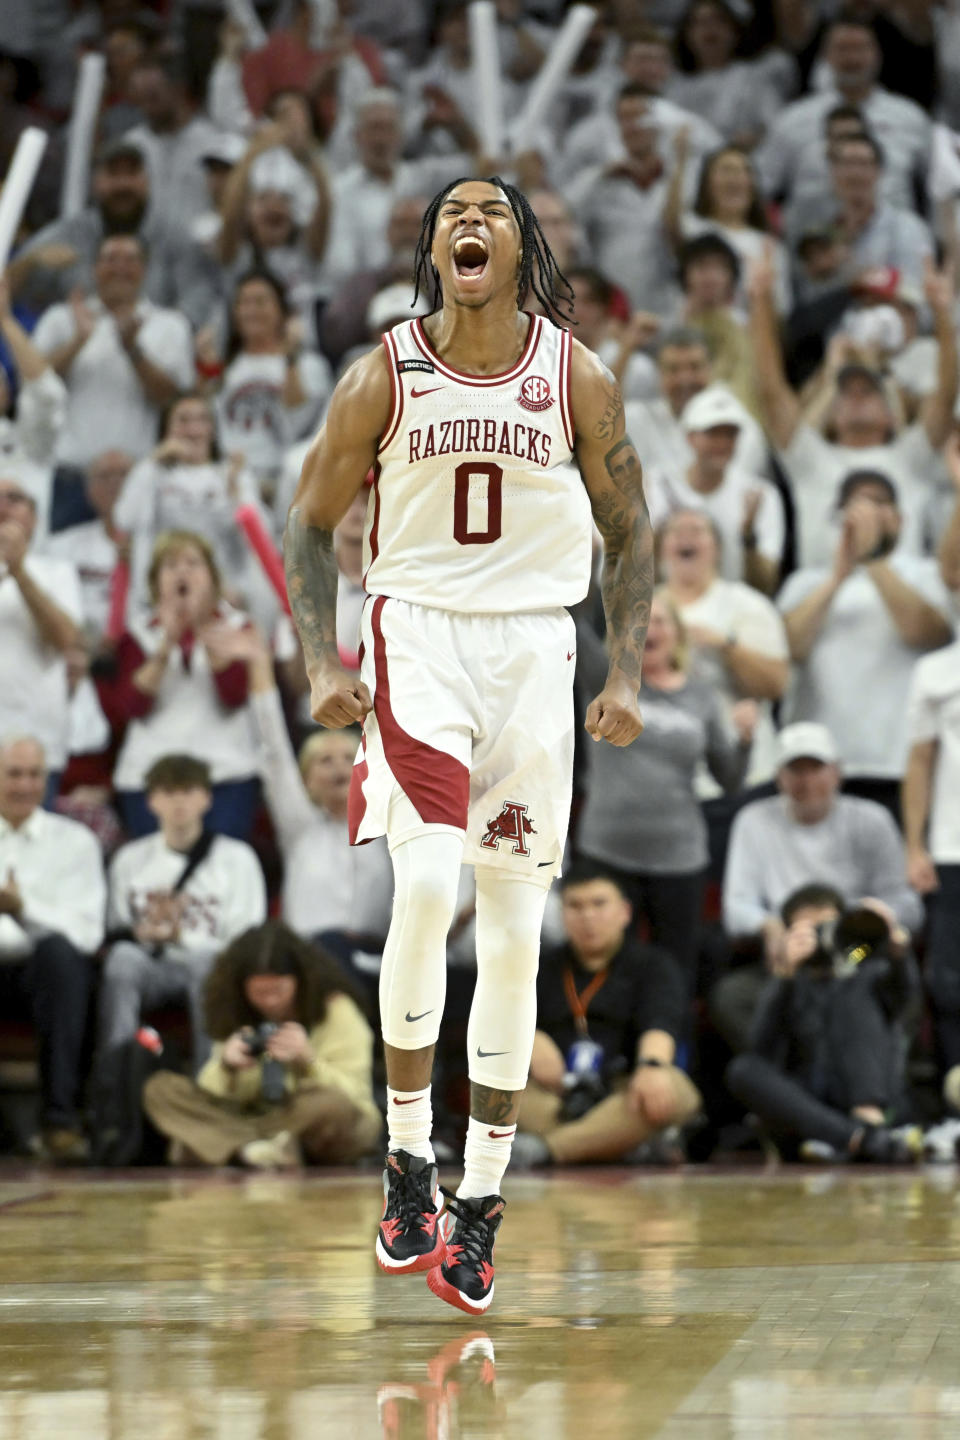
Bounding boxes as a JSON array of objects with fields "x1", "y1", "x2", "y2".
[{"x1": 517, "y1": 375, "x2": 554, "y2": 412}]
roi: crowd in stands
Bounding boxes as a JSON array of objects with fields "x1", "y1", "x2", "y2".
[{"x1": 0, "y1": 0, "x2": 959, "y2": 1170}]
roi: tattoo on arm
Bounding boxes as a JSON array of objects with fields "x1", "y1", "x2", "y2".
[
  {"x1": 593, "y1": 374, "x2": 624, "y2": 442},
  {"x1": 591, "y1": 434, "x2": 654, "y2": 686},
  {"x1": 470, "y1": 1083, "x2": 520, "y2": 1126},
  {"x1": 282, "y1": 504, "x2": 340, "y2": 673}
]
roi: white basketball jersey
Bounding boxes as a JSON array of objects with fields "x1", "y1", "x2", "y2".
[{"x1": 363, "y1": 313, "x2": 593, "y2": 613}]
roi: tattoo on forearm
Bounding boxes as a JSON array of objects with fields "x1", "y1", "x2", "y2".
[
  {"x1": 593, "y1": 434, "x2": 653, "y2": 685},
  {"x1": 283, "y1": 504, "x2": 340, "y2": 671},
  {"x1": 470, "y1": 1083, "x2": 520, "y2": 1125},
  {"x1": 593, "y1": 374, "x2": 624, "y2": 442}
]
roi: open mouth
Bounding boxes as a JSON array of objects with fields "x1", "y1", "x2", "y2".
[
  {"x1": 453, "y1": 234, "x2": 489, "y2": 281},
  {"x1": 676, "y1": 546, "x2": 699, "y2": 559},
  {"x1": 176, "y1": 581, "x2": 190, "y2": 597}
]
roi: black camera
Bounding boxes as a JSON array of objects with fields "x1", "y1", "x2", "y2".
[
  {"x1": 242, "y1": 1022, "x2": 287, "y2": 1103},
  {"x1": 810, "y1": 906, "x2": 891, "y2": 977},
  {"x1": 242, "y1": 1021, "x2": 279, "y2": 1057}
]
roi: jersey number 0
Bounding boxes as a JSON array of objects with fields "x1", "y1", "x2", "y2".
[{"x1": 453, "y1": 462, "x2": 502, "y2": 546}]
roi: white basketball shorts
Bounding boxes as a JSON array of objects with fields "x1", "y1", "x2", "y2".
[{"x1": 348, "y1": 596, "x2": 576, "y2": 881}]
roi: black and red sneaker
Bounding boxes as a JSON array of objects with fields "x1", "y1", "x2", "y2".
[
  {"x1": 375, "y1": 1149, "x2": 447, "y2": 1275},
  {"x1": 426, "y1": 1188, "x2": 505, "y2": 1315}
]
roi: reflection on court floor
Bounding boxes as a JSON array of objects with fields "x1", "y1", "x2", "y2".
[{"x1": 0, "y1": 1168, "x2": 959, "y2": 1438}]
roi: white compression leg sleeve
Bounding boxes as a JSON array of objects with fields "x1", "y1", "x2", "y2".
[
  {"x1": 378, "y1": 828, "x2": 465, "y2": 1050},
  {"x1": 467, "y1": 869, "x2": 550, "y2": 1093}
]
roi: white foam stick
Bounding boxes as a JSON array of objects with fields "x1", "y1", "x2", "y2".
[
  {"x1": 509, "y1": 3, "x2": 597, "y2": 150},
  {"x1": 0, "y1": 128, "x2": 49, "y2": 273},
  {"x1": 60, "y1": 52, "x2": 106, "y2": 220},
  {"x1": 225, "y1": 0, "x2": 268, "y2": 49},
  {"x1": 469, "y1": 2, "x2": 504, "y2": 161}
]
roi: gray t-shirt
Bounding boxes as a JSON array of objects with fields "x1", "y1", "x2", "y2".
[{"x1": 577, "y1": 676, "x2": 747, "y2": 875}]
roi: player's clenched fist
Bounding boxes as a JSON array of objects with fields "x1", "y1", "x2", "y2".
[
  {"x1": 584, "y1": 681, "x2": 644, "y2": 747},
  {"x1": 309, "y1": 663, "x2": 373, "y2": 728}
]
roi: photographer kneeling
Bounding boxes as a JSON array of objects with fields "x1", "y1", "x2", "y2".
[
  {"x1": 726, "y1": 883, "x2": 922, "y2": 1162},
  {"x1": 144, "y1": 921, "x2": 382, "y2": 1168}
]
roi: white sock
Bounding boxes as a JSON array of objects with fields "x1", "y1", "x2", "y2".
[
  {"x1": 386, "y1": 1084, "x2": 435, "y2": 1163},
  {"x1": 458, "y1": 1116, "x2": 516, "y2": 1200}
]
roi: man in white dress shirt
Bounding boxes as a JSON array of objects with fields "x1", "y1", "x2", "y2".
[{"x1": 0, "y1": 735, "x2": 106, "y2": 1163}]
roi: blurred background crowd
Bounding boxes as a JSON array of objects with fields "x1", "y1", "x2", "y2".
[{"x1": 0, "y1": 0, "x2": 959, "y2": 1172}]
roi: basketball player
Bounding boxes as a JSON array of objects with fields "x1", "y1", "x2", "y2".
[{"x1": 284, "y1": 177, "x2": 652, "y2": 1315}]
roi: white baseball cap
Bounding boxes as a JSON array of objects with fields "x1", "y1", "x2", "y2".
[
  {"x1": 680, "y1": 385, "x2": 745, "y2": 434},
  {"x1": 776, "y1": 723, "x2": 839, "y2": 769},
  {"x1": 366, "y1": 283, "x2": 430, "y2": 334}
]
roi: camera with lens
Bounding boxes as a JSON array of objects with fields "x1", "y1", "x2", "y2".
[
  {"x1": 242, "y1": 1021, "x2": 279, "y2": 1057},
  {"x1": 560, "y1": 1038, "x2": 609, "y2": 1121},
  {"x1": 241, "y1": 1022, "x2": 287, "y2": 1103},
  {"x1": 808, "y1": 906, "x2": 891, "y2": 978}
]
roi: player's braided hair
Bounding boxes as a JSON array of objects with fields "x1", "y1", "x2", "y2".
[{"x1": 412, "y1": 176, "x2": 575, "y2": 326}]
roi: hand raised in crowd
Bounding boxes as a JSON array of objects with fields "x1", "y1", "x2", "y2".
[
  {"x1": 115, "y1": 311, "x2": 143, "y2": 353},
  {"x1": 195, "y1": 326, "x2": 221, "y2": 371},
  {"x1": 619, "y1": 309, "x2": 661, "y2": 355},
  {"x1": 741, "y1": 488, "x2": 763, "y2": 545},
  {"x1": 944, "y1": 432, "x2": 960, "y2": 492},
  {"x1": 0, "y1": 867, "x2": 23, "y2": 918},
  {"x1": 922, "y1": 255, "x2": 955, "y2": 316},
  {"x1": 628, "y1": 1063, "x2": 677, "y2": 1127},
  {"x1": 266, "y1": 1021, "x2": 313, "y2": 1066},
  {"x1": 731, "y1": 698, "x2": 758, "y2": 745},
  {"x1": 155, "y1": 594, "x2": 192, "y2": 646},
  {"x1": 906, "y1": 846, "x2": 939, "y2": 895},
  {"x1": 218, "y1": 17, "x2": 248, "y2": 62},
  {"x1": 69, "y1": 287, "x2": 95, "y2": 344},
  {"x1": 153, "y1": 437, "x2": 195, "y2": 467},
  {"x1": 222, "y1": 1030, "x2": 258, "y2": 1071},
  {"x1": 284, "y1": 315, "x2": 306, "y2": 358},
  {"x1": 0, "y1": 519, "x2": 28, "y2": 573},
  {"x1": 833, "y1": 499, "x2": 882, "y2": 583},
  {"x1": 198, "y1": 621, "x2": 254, "y2": 670},
  {"x1": 746, "y1": 243, "x2": 776, "y2": 306}
]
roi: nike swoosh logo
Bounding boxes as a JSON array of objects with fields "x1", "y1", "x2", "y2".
[
  {"x1": 405, "y1": 1009, "x2": 434, "y2": 1023},
  {"x1": 476, "y1": 1047, "x2": 509, "y2": 1058},
  {"x1": 392, "y1": 1096, "x2": 420, "y2": 1105},
  {"x1": 567, "y1": 652, "x2": 575, "y2": 661},
  {"x1": 488, "y1": 1130, "x2": 514, "y2": 1139},
  {"x1": 537, "y1": 860, "x2": 554, "y2": 867},
  {"x1": 410, "y1": 385, "x2": 444, "y2": 398}
]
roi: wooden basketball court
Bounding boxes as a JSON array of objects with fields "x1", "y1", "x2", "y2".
[{"x1": 1, "y1": 1165, "x2": 958, "y2": 1438}]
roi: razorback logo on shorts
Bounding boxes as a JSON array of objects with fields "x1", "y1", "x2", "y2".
[
  {"x1": 480, "y1": 801, "x2": 536, "y2": 856},
  {"x1": 517, "y1": 375, "x2": 554, "y2": 413}
]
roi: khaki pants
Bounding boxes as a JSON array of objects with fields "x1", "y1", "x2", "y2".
[
  {"x1": 143, "y1": 1072, "x2": 382, "y2": 1166},
  {"x1": 518, "y1": 1068, "x2": 702, "y2": 1164}
]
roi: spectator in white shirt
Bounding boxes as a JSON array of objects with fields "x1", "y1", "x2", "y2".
[
  {"x1": 33, "y1": 233, "x2": 195, "y2": 468},
  {"x1": 646, "y1": 385, "x2": 785, "y2": 594},
  {"x1": 114, "y1": 392, "x2": 274, "y2": 628},
  {"x1": 100, "y1": 531, "x2": 260, "y2": 840},
  {"x1": 573, "y1": 84, "x2": 679, "y2": 314},
  {"x1": 95, "y1": 753, "x2": 267, "y2": 1157},
  {"x1": 724, "y1": 722, "x2": 923, "y2": 945},
  {"x1": 802, "y1": 133, "x2": 934, "y2": 288},
  {"x1": 126, "y1": 54, "x2": 222, "y2": 249},
  {"x1": 0, "y1": 735, "x2": 106, "y2": 1163},
  {"x1": 659, "y1": 507, "x2": 789, "y2": 796},
  {"x1": 749, "y1": 249, "x2": 958, "y2": 568},
  {"x1": 213, "y1": 270, "x2": 332, "y2": 493},
  {"x1": 667, "y1": 0, "x2": 785, "y2": 148},
  {"x1": 902, "y1": 633, "x2": 960, "y2": 1096},
  {"x1": 756, "y1": 14, "x2": 930, "y2": 227},
  {"x1": 778, "y1": 471, "x2": 953, "y2": 816},
  {"x1": 42, "y1": 450, "x2": 131, "y2": 649},
  {"x1": 241, "y1": 629, "x2": 393, "y2": 953},
  {"x1": 0, "y1": 479, "x2": 83, "y2": 792},
  {"x1": 626, "y1": 325, "x2": 768, "y2": 480},
  {"x1": 713, "y1": 722, "x2": 923, "y2": 1052}
]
